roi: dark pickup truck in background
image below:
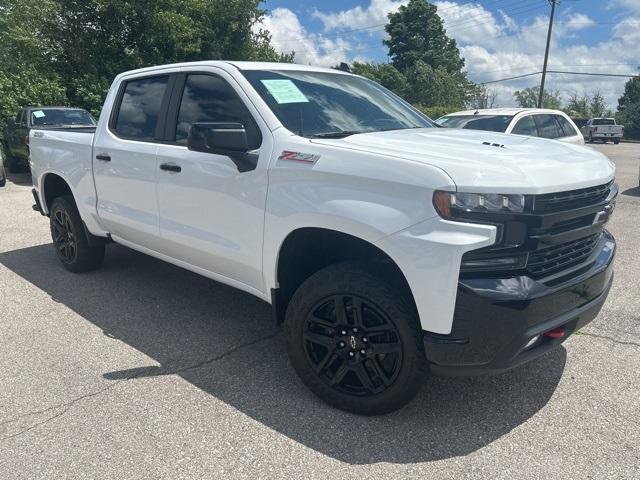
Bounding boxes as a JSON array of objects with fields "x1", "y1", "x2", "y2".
[{"x1": 2, "y1": 106, "x2": 95, "y2": 172}]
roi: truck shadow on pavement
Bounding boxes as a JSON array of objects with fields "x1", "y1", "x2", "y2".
[{"x1": 0, "y1": 243, "x2": 566, "y2": 464}]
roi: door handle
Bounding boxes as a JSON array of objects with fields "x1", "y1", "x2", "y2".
[
  {"x1": 96, "y1": 154, "x2": 111, "y2": 162},
  {"x1": 160, "y1": 163, "x2": 181, "y2": 173}
]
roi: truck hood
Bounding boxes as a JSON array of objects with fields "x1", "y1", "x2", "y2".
[{"x1": 311, "y1": 128, "x2": 615, "y2": 194}]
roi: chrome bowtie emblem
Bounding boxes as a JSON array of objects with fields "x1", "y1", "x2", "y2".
[{"x1": 350, "y1": 335, "x2": 357, "y2": 349}]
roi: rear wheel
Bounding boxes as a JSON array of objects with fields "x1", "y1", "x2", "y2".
[
  {"x1": 50, "y1": 196, "x2": 105, "y2": 272},
  {"x1": 613, "y1": 139, "x2": 620, "y2": 145},
  {"x1": 285, "y1": 262, "x2": 427, "y2": 415}
]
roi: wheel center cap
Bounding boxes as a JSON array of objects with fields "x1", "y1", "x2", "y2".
[{"x1": 349, "y1": 335, "x2": 357, "y2": 349}]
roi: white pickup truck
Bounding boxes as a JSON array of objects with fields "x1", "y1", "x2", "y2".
[
  {"x1": 581, "y1": 118, "x2": 624, "y2": 144},
  {"x1": 29, "y1": 61, "x2": 617, "y2": 415}
]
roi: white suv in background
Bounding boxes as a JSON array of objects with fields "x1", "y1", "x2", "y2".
[{"x1": 436, "y1": 108, "x2": 584, "y2": 145}]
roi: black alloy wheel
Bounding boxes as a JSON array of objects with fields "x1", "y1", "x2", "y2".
[
  {"x1": 49, "y1": 195, "x2": 105, "y2": 272},
  {"x1": 285, "y1": 262, "x2": 427, "y2": 415},
  {"x1": 52, "y1": 208, "x2": 77, "y2": 264},
  {"x1": 303, "y1": 294, "x2": 403, "y2": 396}
]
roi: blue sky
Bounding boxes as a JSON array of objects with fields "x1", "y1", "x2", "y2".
[{"x1": 258, "y1": 0, "x2": 640, "y2": 107}]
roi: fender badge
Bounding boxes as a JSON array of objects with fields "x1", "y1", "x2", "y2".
[{"x1": 278, "y1": 151, "x2": 320, "y2": 163}]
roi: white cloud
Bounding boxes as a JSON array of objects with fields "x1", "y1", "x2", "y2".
[
  {"x1": 255, "y1": 8, "x2": 351, "y2": 66},
  {"x1": 456, "y1": 9, "x2": 639, "y2": 108},
  {"x1": 611, "y1": 0, "x2": 640, "y2": 15},
  {"x1": 260, "y1": 1, "x2": 640, "y2": 109},
  {"x1": 312, "y1": 0, "x2": 407, "y2": 32}
]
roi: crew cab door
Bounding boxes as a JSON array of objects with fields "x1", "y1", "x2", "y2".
[
  {"x1": 154, "y1": 70, "x2": 270, "y2": 292},
  {"x1": 92, "y1": 74, "x2": 173, "y2": 250}
]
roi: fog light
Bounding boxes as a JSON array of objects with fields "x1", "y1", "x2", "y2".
[
  {"x1": 523, "y1": 335, "x2": 540, "y2": 350},
  {"x1": 460, "y1": 255, "x2": 527, "y2": 271}
]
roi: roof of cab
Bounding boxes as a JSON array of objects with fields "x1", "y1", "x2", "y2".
[
  {"x1": 443, "y1": 107, "x2": 566, "y2": 117},
  {"x1": 114, "y1": 60, "x2": 351, "y2": 81}
]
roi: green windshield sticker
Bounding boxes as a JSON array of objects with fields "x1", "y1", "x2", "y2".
[
  {"x1": 260, "y1": 79, "x2": 309, "y2": 104},
  {"x1": 32, "y1": 110, "x2": 46, "y2": 118}
]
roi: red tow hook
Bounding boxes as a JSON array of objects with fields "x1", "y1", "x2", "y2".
[{"x1": 544, "y1": 327, "x2": 566, "y2": 339}]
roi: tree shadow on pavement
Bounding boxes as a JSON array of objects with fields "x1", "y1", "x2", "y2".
[{"x1": 0, "y1": 243, "x2": 566, "y2": 464}]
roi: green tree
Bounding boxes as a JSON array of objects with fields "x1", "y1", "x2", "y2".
[
  {"x1": 350, "y1": 62, "x2": 408, "y2": 96},
  {"x1": 467, "y1": 85, "x2": 498, "y2": 110},
  {"x1": 564, "y1": 90, "x2": 613, "y2": 119},
  {"x1": 0, "y1": 0, "x2": 291, "y2": 135},
  {"x1": 564, "y1": 92, "x2": 590, "y2": 118},
  {"x1": 617, "y1": 76, "x2": 640, "y2": 139},
  {"x1": 46, "y1": 0, "x2": 292, "y2": 114},
  {"x1": 354, "y1": 0, "x2": 473, "y2": 112},
  {"x1": 384, "y1": 0, "x2": 465, "y2": 73},
  {"x1": 403, "y1": 61, "x2": 468, "y2": 108},
  {"x1": 589, "y1": 90, "x2": 608, "y2": 118},
  {"x1": 514, "y1": 86, "x2": 561, "y2": 109},
  {"x1": 0, "y1": 1, "x2": 67, "y2": 140}
]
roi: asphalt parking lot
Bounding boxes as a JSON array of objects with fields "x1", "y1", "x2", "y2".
[{"x1": 0, "y1": 143, "x2": 639, "y2": 479}]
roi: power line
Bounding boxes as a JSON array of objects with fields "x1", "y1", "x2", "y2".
[
  {"x1": 271, "y1": 0, "x2": 539, "y2": 47},
  {"x1": 478, "y1": 70, "x2": 639, "y2": 85},
  {"x1": 288, "y1": 2, "x2": 546, "y2": 57},
  {"x1": 547, "y1": 70, "x2": 639, "y2": 78},
  {"x1": 479, "y1": 72, "x2": 542, "y2": 85}
]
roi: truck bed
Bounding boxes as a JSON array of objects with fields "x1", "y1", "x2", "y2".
[{"x1": 30, "y1": 128, "x2": 95, "y2": 197}]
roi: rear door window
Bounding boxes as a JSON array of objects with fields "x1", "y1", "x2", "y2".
[
  {"x1": 555, "y1": 115, "x2": 576, "y2": 137},
  {"x1": 113, "y1": 76, "x2": 170, "y2": 140},
  {"x1": 511, "y1": 115, "x2": 538, "y2": 136},
  {"x1": 533, "y1": 114, "x2": 562, "y2": 139}
]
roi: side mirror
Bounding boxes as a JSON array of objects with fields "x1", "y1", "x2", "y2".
[
  {"x1": 188, "y1": 122, "x2": 257, "y2": 173},
  {"x1": 6, "y1": 118, "x2": 15, "y2": 128},
  {"x1": 188, "y1": 122, "x2": 249, "y2": 154}
]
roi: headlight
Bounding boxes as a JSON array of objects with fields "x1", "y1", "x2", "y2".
[{"x1": 433, "y1": 191, "x2": 526, "y2": 219}]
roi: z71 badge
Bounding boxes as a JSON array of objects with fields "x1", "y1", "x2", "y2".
[{"x1": 278, "y1": 151, "x2": 320, "y2": 164}]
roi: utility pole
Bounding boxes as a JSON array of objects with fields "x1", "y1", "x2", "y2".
[{"x1": 538, "y1": 0, "x2": 557, "y2": 108}]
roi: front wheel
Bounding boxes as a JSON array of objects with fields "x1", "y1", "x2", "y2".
[
  {"x1": 50, "y1": 195, "x2": 105, "y2": 272},
  {"x1": 613, "y1": 139, "x2": 620, "y2": 145},
  {"x1": 285, "y1": 262, "x2": 428, "y2": 415}
]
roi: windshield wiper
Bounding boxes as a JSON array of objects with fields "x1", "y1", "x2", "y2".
[{"x1": 310, "y1": 130, "x2": 367, "y2": 139}]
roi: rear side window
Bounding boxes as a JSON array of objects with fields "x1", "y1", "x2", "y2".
[
  {"x1": 592, "y1": 119, "x2": 615, "y2": 126},
  {"x1": 533, "y1": 114, "x2": 562, "y2": 139},
  {"x1": 437, "y1": 115, "x2": 512, "y2": 132},
  {"x1": 114, "y1": 76, "x2": 169, "y2": 140},
  {"x1": 556, "y1": 115, "x2": 576, "y2": 137},
  {"x1": 511, "y1": 115, "x2": 538, "y2": 136},
  {"x1": 175, "y1": 74, "x2": 261, "y2": 148}
]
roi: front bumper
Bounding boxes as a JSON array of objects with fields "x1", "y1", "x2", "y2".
[{"x1": 425, "y1": 230, "x2": 615, "y2": 376}]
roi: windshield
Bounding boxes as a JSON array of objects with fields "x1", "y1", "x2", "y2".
[
  {"x1": 242, "y1": 70, "x2": 434, "y2": 138},
  {"x1": 30, "y1": 109, "x2": 96, "y2": 127},
  {"x1": 592, "y1": 118, "x2": 615, "y2": 126},
  {"x1": 436, "y1": 114, "x2": 513, "y2": 133}
]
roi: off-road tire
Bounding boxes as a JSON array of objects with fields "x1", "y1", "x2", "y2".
[
  {"x1": 50, "y1": 195, "x2": 105, "y2": 272},
  {"x1": 285, "y1": 261, "x2": 428, "y2": 415}
]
